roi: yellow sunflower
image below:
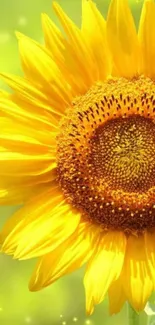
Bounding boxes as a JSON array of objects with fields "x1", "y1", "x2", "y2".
[{"x1": 1, "y1": 0, "x2": 155, "y2": 315}]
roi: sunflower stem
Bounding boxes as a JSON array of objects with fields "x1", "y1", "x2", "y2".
[{"x1": 127, "y1": 303, "x2": 140, "y2": 325}]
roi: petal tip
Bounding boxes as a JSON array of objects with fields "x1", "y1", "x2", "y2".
[{"x1": 15, "y1": 31, "x2": 25, "y2": 40}]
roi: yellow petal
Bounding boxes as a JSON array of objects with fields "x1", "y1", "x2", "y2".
[
  {"x1": 0, "y1": 185, "x2": 58, "y2": 242},
  {"x1": 0, "y1": 152, "x2": 56, "y2": 176},
  {"x1": 0, "y1": 73, "x2": 63, "y2": 118},
  {"x1": 0, "y1": 89, "x2": 8, "y2": 96},
  {"x1": 0, "y1": 116, "x2": 56, "y2": 151},
  {"x1": 82, "y1": 0, "x2": 111, "y2": 80},
  {"x1": 0, "y1": 184, "x2": 50, "y2": 206},
  {"x1": 41, "y1": 13, "x2": 86, "y2": 95},
  {"x1": 0, "y1": 113, "x2": 57, "y2": 204},
  {"x1": 29, "y1": 222, "x2": 99, "y2": 291},
  {"x1": 0, "y1": 116, "x2": 57, "y2": 199},
  {"x1": 122, "y1": 235, "x2": 153, "y2": 311},
  {"x1": 0, "y1": 96, "x2": 57, "y2": 186},
  {"x1": 144, "y1": 230, "x2": 155, "y2": 288},
  {"x1": 41, "y1": 13, "x2": 64, "y2": 63},
  {"x1": 16, "y1": 33, "x2": 72, "y2": 107},
  {"x1": 138, "y1": 0, "x2": 155, "y2": 78},
  {"x1": 1, "y1": 187, "x2": 81, "y2": 259},
  {"x1": 0, "y1": 94, "x2": 58, "y2": 135},
  {"x1": 53, "y1": 2, "x2": 97, "y2": 86},
  {"x1": 108, "y1": 276, "x2": 126, "y2": 315},
  {"x1": 107, "y1": 0, "x2": 139, "y2": 78},
  {"x1": 0, "y1": 118, "x2": 56, "y2": 178},
  {"x1": 0, "y1": 164, "x2": 57, "y2": 207},
  {"x1": 84, "y1": 231, "x2": 126, "y2": 315}
]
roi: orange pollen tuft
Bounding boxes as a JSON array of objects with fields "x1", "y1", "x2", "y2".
[{"x1": 57, "y1": 76, "x2": 155, "y2": 234}]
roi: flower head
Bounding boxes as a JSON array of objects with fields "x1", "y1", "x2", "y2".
[{"x1": 0, "y1": 0, "x2": 155, "y2": 315}]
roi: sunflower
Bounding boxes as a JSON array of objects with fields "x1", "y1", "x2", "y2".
[{"x1": 1, "y1": 0, "x2": 155, "y2": 315}]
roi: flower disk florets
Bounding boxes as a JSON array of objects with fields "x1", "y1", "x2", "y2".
[{"x1": 57, "y1": 77, "x2": 155, "y2": 234}]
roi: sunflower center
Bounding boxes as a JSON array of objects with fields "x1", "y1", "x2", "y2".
[
  {"x1": 57, "y1": 77, "x2": 155, "y2": 234},
  {"x1": 90, "y1": 115, "x2": 155, "y2": 193}
]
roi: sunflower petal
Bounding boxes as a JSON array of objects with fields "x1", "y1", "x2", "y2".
[
  {"x1": 108, "y1": 276, "x2": 126, "y2": 315},
  {"x1": 0, "y1": 94, "x2": 58, "y2": 136},
  {"x1": 122, "y1": 235, "x2": 153, "y2": 311},
  {"x1": 0, "y1": 73, "x2": 63, "y2": 118},
  {"x1": 1, "y1": 187, "x2": 81, "y2": 259},
  {"x1": 0, "y1": 134, "x2": 56, "y2": 179},
  {"x1": 0, "y1": 98, "x2": 57, "y2": 185},
  {"x1": 138, "y1": 0, "x2": 155, "y2": 78},
  {"x1": 144, "y1": 230, "x2": 155, "y2": 288},
  {"x1": 82, "y1": 0, "x2": 111, "y2": 79},
  {"x1": 0, "y1": 116, "x2": 56, "y2": 150},
  {"x1": 107, "y1": 0, "x2": 139, "y2": 77},
  {"x1": 53, "y1": 2, "x2": 97, "y2": 85},
  {"x1": 0, "y1": 184, "x2": 50, "y2": 206},
  {"x1": 0, "y1": 186, "x2": 58, "y2": 242},
  {"x1": 29, "y1": 222, "x2": 99, "y2": 291},
  {"x1": 41, "y1": 13, "x2": 64, "y2": 62},
  {"x1": 41, "y1": 13, "x2": 88, "y2": 95},
  {"x1": 84, "y1": 231, "x2": 126, "y2": 315},
  {"x1": 0, "y1": 96, "x2": 57, "y2": 204},
  {"x1": 16, "y1": 33, "x2": 72, "y2": 107}
]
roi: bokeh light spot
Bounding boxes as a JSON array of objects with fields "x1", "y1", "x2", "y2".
[
  {"x1": 18, "y1": 16, "x2": 27, "y2": 26},
  {"x1": 0, "y1": 32, "x2": 10, "y2": 43},
  {"x1": 73, "y1": 317, "x2": 78, "y2": 322},
  {"x1": 25, "y1": 316, "x2": 32, "y2": 323}
]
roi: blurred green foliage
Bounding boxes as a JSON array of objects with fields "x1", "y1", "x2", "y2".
[{"x1": 0, "y1": 0, "x2": 150, "y2": 324}]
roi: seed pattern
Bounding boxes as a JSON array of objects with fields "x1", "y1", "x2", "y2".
[
  {"x1": 57, "y1": 77, "x2": 155, "y2": 234},
  {"x1": 90, "y1": 116, "x2": 155, "y2": 193}
]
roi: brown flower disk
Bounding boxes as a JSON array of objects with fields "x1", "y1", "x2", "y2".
[{"x1": 57, "y1": 77, "x2": 155, "y2": 234}]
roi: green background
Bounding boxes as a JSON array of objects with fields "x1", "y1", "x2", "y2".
[{"x1": 0, "y1": 0, "x2": 152, "y2": 324}]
